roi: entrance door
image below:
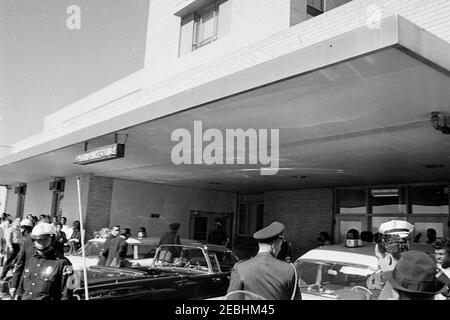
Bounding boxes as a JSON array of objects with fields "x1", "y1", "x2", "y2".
[{"x1": 189, "y1": 211, "x2": 232, "y2": 246}]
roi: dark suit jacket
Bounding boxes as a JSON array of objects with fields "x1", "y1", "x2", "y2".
[
  {"x1": 227, "y1": 252, "x2": 301, "y2": 300},
  {"x1": 159, "y1": 231, "x2": 180, "y2": 246},
  {"x1": 10, "y1": 234, "x2": 35, "y2": 292},
  {"x1": 103, "y1": 236, "x2": 128, "y2": 267}
]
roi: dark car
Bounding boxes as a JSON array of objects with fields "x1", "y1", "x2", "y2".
[
  {"x1": 66, "y1": 237, "x2": 202, "y2": 271},
  {"x1": 72, "y1": 244, "x2": 239, "y2": 300}
]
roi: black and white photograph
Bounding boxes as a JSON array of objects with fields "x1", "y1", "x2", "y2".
[{"x1": 0, "y1": 0, "x2": 449, "y2": 310}]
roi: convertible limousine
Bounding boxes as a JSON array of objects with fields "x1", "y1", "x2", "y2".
[
  {"x1": 72, "y1": 244, "x2": 239, "y2": 300},
  {"x1": 66, "y1": 237, "x2": 202, "y2": 271}
]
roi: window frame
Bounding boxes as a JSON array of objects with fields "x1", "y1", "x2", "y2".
[
  {"x1": 51, "y1": 190, "x2": 64, "y2": 218},
  {"x1": 237, "y1": 201, "x2": 264, "y2": 237},
  {"x1": 307, "y1": 0, "x2": 324, "y2": 16},
  {"x1": 335, "y1": 183, "x2": 450, "y2": 216},
  {"x1": 192, "y1": 1, "x2": 220, "y2": 50}
]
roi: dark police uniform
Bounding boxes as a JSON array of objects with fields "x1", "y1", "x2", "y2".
[
  {"x1": 21, "y1": 250, "x2": 74, "y2": 300},
  {"x1": 10, "y1": 233, "x2": 35, "y2": 296},
  {"x1": 227, "y1": 222, "x2": 301, "y2": 300}
]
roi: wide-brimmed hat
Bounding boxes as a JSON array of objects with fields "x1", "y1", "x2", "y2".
[{"x1": 386, "y1": 250, "x2": 444, "y2": 295}]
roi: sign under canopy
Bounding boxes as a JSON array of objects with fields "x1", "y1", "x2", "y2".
[{"x1": 74, "y1": 143, "x2": 125, "y2": 165}]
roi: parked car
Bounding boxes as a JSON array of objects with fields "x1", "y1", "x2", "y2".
[
  {"x1": 72, "y1": 244, "x2": 239, "y2": 300},
  {"x1": 66, "y1": 237, "x2": 202, "y2": 271},
  {"x1": 294, "y1": 244, "x2": 380, "y2": 300},
  {"x1": 294, "y1": 242, "x2": 436, "y2": 300}
]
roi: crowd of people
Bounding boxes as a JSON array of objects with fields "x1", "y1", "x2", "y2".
[
  {"x1": 0, "y1": 213, "x2": 82, "y2": 279},
  {"x1": 0, "y1": 213, "x2": 80, "y2": 300},
  {"x1": 1, "y1": 209, "x2": 450, "y2": 300}
]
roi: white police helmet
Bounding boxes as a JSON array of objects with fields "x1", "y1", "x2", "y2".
[
  {"x1": 20, "y1": 218, "x2": 33, "y2": 228},
  {"x1": 31, "y1": 222, "x2": 56, "y2": 239},
  {"x1": 379, "y1": 220, "x2": 414, "y2": 238}
]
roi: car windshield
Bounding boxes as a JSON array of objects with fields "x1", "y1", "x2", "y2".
[
  {"x1": 154, "y1": 245, "x2": 209, "y2": 271},
  {"x1": 296, "y1": 259, "x2": 378, "y2": 300},
  {"x1": 72, "y1": 241, "x2": 150, "y2": 259},
  {"x1": 70, "y1": 241, "x2": 104, "y2": 257}
]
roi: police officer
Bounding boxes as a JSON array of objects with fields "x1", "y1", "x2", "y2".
[
  {"x1": 9, "y1": 218, "x2": 34, "y2": 298},
  {"x1": 374, "y1": 220, "x2": 414, "y2": 300},
  {"x1": 226, "y1": 222, "x2": 301, "y2": 300},
  {"x1": 19, "y1": 223, "x2": 74, "y2": 300}
]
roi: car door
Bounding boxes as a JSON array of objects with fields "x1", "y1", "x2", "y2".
[
  {"x1": 84, "y1": 273, "x2": 189, "y2": 300},
  {"x1": 194, "y1": 252, "x2": 229, "y2": 299}
]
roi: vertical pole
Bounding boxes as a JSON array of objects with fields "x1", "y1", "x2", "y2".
[{"x1": 76, "y1": 176, "x2": 89, "y2": 300}]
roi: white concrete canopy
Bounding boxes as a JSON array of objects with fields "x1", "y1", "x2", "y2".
[{"x1": 0, "y1": 16, "x2": 449, "y2": 192}]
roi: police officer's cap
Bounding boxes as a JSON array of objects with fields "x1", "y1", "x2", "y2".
[
  {"x1": 253, "y1": 222, "x2": 285, "y2": 242},
  {"x1": 31, "y1": 222, "x2": 56, "y2": 239},
  {"x1": 20, "y1": 218, "x2": 33, "y2": 228},
  {"x1": 379, "y1": 220, "x2": 414, "y2": 238},
  {"x1": 169, "y1": 222, "x2": 180, "y2": 230}
]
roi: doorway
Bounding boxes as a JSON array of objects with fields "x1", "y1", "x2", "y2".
[{"x1": 189, "y1": 210, "x2": 233, "y2": 246}]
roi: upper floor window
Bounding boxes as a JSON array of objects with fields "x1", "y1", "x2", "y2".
[
  {"x1": 308, "y1": 0, "x2": 324, "y2": 11},
  {"x1": 193, "y1": 2, "x2": 219, "y2": 50},
  {"x1": 307, "y1": 0, "x2": 353, "y2": 17},
  {"x1": 178, "y1": 0, "x2": 231, "y2": 57},
  {"x1": 307, "y1": 0, "x2": 324, "y2": 16}
]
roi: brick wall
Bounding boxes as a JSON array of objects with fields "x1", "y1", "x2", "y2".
[
  {"x1": 264, "y1": 188, "x2": 334, "y2": 258},
  {"x1": 84, "y1": 175, "x2": 113, "y2": 239},
  {"x1": 66, "y1": 174, "x2": 113, "y2": 239}
]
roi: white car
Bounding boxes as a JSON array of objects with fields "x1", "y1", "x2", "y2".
[{"x1": 294, "y1": 244, "x2": 380, "y2": 300}]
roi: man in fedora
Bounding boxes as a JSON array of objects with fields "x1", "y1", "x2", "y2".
[
  {"x1": 207, "y1": 222, "x2": 228, "y2": 246},
  {"x1": 386, "y1": 250, "x2": 446, "y2": 300},
  {"x1": 226, "y1": 222, "x2": 301, "y2": 300}
]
